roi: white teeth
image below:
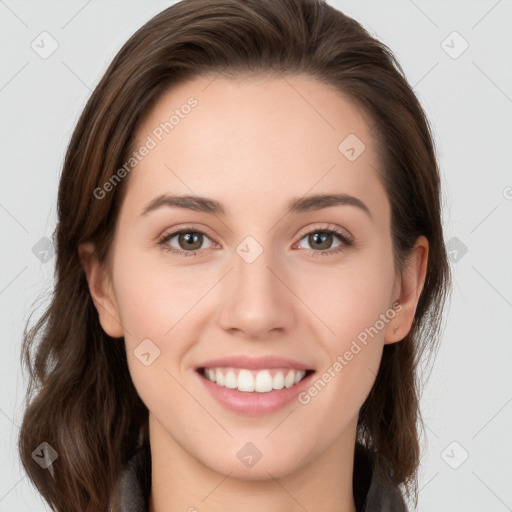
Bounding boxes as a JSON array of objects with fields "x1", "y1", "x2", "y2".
[
  {"x1": 202, "y1": 367, "x2": 307, "y2": 393},
  {"x1": 224, "y1": 370, "x2": 237, "y2": 389},
  {"x1": 255, "y1": 370, "x2": 273, "y2": 392},
  {"x1": 272, "y1": 371, "x2": 284, "y2": 390},
  {"x1": 238, "y1": 369, "x2": 255, "y2": 392},
  {"x1": 284, "y1": 370, "x2": 295, "y2": 388}
]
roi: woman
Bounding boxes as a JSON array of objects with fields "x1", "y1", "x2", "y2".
[{"x1": 18, "y1": 1, "x2": 451, "y2": 511}]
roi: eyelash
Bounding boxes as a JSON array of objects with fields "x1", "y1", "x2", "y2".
[{"x1": 158, "y1": 224, "x2": 353, "y2": 259}]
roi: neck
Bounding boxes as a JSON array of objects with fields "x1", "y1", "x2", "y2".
[{"x1": 148, "y1": 415, "x2": 358, "y2": 512}]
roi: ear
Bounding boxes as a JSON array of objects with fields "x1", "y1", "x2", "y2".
[
  {"x1": 78, "y1": 242, "x2": 124, "y2": 338},
  {"x1": 384, "y1": 235, "x2": 429, "y2": 344}
]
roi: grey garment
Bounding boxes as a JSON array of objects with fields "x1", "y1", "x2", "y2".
[{"x1": 116, "y1": 442, "x2": 408, "y2": 512}]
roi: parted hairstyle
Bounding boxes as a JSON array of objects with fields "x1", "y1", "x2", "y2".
[{"x1": 18, "y1": 1, "x2": 451, "y2": 511}]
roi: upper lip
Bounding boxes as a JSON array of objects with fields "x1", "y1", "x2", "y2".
[{"x1": 196, "y1": 355, "x2": 314, "y2": 371}]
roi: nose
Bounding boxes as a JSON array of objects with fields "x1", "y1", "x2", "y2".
[{"x1": 217, "y1": 247, "x2": 296, "y2": 339}]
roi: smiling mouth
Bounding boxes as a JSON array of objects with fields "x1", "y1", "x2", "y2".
[{"x1": 197, "y1": 367, "x2": 315, "y2": 393}]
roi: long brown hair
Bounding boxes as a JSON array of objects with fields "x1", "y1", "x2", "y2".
[{"x1": 18, "y1": 1, "x2": 451, "y2": 510}]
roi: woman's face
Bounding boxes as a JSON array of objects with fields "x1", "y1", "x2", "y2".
[{"x1": 81, "y1": 73, "x2": 427, "y2": 480}]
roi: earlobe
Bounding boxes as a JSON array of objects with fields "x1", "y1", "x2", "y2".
[
  {"x1": 78, "y1": 242, "x2": 124, "y2": 338},
  {"x1": 384, "y1": 235, "x2": 429, "y2": 344}
]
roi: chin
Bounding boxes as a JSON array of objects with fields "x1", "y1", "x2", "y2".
[{"x1": 193, "y1": 440, "x2": 308, "y2": 482}]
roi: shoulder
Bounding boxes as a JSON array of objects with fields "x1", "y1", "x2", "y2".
[
  {"x1": 114, "y1": 442, "x2": 152, "y2": 512},
  {"x1": 354, "y1": 443, "x2": 409, "y2": 512}
]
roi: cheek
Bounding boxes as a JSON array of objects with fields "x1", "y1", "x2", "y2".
[
  {"x1": 114, "y1": 266, "x2": 198, "y2": 418},
  {"x1": 294, "y1": 248, "x2": 395, "y2": 349},
  {"x1": 292, "y1": 246, "x2": 395, "y2": 408},
  {"x1": 297, "y1": 280, "x2": 390, "y2": 434},
  {"x1": 110, "y1": 249, "x2": 217, "y2": 400},
  {"x1": 112, "y1": 244, "x2": 210, "y2": 342}
]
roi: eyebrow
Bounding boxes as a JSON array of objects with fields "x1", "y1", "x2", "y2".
[{"x1": 139, "y1": 193, "x2": 372, "y2": 220}]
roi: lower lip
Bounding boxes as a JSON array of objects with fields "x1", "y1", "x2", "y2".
[{"x1": 195, "y1": 369, "x2": 315, "y2": 416}]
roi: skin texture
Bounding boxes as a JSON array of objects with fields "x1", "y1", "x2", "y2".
[{"x1": 79, "y1": 74, "x2": 428, "y2": 512}]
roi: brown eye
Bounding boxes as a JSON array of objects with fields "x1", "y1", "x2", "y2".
[
  {"x1": 305, "y1": 232, "x2": 336, "y2": 251},
  {"x1": 176, "y1": 232, "x2": 204, "y2": 251},
  {"x1": 296, "y1": 227, "x2": 352, "y2": 255},
  {"x1": 159, "y1": 229, "x2": 214, "y2": 256}
]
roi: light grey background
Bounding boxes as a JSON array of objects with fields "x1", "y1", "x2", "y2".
[{"x1": 1, "y1": 1, "x2": 511, "y2": 510}]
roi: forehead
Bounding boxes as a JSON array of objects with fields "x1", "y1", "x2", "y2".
[{"x1": 122, "y1": 73, "x2": 387, "y2": 223}]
